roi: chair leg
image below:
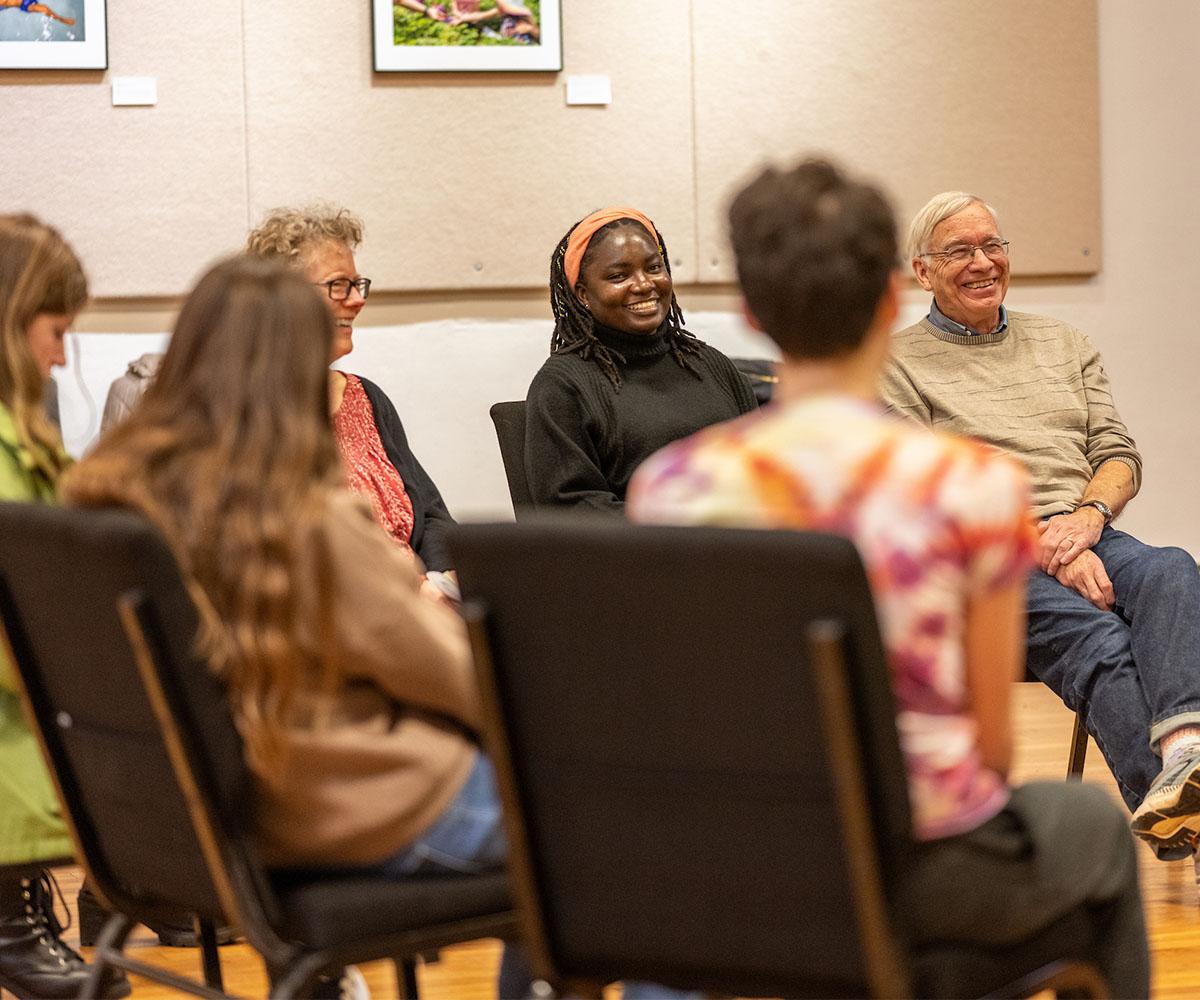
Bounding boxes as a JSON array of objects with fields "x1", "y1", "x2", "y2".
[
  {"x1": 81, "y1": 912, "x2": 134, "y2": 1000},
  {"x1": 195, "y1": 917, "x2": 224, "y2": 991},
  {"x1": 1067, "y1": 710, "x2": 1088, "y2": 779},
  {"x1": 397, "y1": 956, "x2": 420, "y2": 999},
  {"x1": 270, "y1": 953, "x2": 331, "y2": 999}
]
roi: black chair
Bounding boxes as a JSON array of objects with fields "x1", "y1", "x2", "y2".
[
  {"x1": 489, "y1": 400, "x2": 533, "y2": 519},
  {"x1": 0, "y1": 502, "x2": 515, "y2": 999},
  {"x1": 450, "y1": 519, "x2": 1107, "y2": 999},
  {"x1": 730, "y1": 357, "x2": 778, "y2": 406}
]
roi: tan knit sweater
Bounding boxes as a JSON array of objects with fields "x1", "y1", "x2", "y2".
[
  {"x1": 881, "y1": 311, "x2": 1141, "y2": 519},
  {"x1": 252, "y1": 490, "x2": 478, "y2": 868}
]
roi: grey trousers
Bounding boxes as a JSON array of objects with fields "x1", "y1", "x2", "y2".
[{"x1": 901, "y1": 781, "x2": 1150, "y2": 999}]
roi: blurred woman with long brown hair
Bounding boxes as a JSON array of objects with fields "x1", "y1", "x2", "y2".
[{"x1": 63, "y1": 256, "x2": 504, "y2": 884}]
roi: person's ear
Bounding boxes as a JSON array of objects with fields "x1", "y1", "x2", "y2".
[
  {"x1": 574, "y1": 282, "x2": 590, "y2": 310},
  {"x1": 740, "y1": 297, "x2": 764, "y2": 332},
  {"x1": 911, "y1": 255, "x2": 934, "y2": 293}
]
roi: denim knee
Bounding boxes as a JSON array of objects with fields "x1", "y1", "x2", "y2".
[
  {"x1": 1052, "y1": 614, "x2": 1133, "y2": 701},
  {"x1": 1134, "y1": 545, "x2": 1199, "y2": 594}
]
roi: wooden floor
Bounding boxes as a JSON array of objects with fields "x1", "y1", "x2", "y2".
[{"x1": 50, "y1": 684, "x2": 1200, "y2": 999}]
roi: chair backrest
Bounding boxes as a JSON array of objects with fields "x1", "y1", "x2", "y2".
[
  {"x1": 488, "y1": 400, "x2": 533, "y2": 518},
  {"x1": 730, "y1": 357, "x2": 778, "y2": 406},
  {"x1": 451, "y1": 519, "x2": 915, "y2": 999},
  {"x1": 0, "y1": 502, "x2": 277, "y2": 936}
]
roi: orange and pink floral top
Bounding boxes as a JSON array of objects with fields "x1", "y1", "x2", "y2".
[
  {"x1": 628, "y1": 394, "x2": 1036, "y2": 840},
  {"x1": 333, "y1": 374, "x2": 416, "y2": 550}
]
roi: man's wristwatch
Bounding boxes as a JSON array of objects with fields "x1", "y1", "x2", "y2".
[{"x1": 1074, "y1": 499, "x2": 1114, "y2": 526}]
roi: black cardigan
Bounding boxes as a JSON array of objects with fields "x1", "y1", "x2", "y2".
[
  {"x1": 523, "y1": 326, "x2": 757, "y2": 514},
  {"x1": 358, "y1": 376, "x2": 456, "y2": 571}
]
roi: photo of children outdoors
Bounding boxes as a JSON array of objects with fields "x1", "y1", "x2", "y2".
[
  {"x1": 393, "y1": 0, "x2": 541, "y2": 46},
  {"x1": 0, "y1": 0, "x2": 82, "y2": 41}
]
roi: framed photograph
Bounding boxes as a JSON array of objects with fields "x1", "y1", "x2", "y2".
[
  {"x1": 0, "y1": 0, "x2": 105, "y2": 70},
  {"x1": 373, "y1": 0, "x2": 561, "y2": 73}
]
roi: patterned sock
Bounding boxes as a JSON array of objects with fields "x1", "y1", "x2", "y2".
[{"x1": 1161, "y1": 726, "x2": 1200, "y2": 767}]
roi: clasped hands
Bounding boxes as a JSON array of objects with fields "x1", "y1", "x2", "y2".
[{"x1": 1038, "y1": 508, "x2": 1113, "y2": 611}]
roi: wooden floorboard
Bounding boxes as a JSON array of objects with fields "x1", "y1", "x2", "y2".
[{"x1": 48, "y1": 683, "x2": 1199, "y2": 998}]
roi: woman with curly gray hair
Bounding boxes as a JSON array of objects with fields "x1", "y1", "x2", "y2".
[{"x1": 246, "y1": 205, "x2": 459, "y2": 600}]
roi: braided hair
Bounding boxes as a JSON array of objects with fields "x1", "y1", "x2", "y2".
[{"x1": 549, "y1": 217, "x2": 701, "y2": 389}]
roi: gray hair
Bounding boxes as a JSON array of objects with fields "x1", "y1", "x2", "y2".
[
  {"x1": 244, "y1": 205, "x2": 364, "y2": 266},
  {"x1": 906, "y1": 191, "x2": 1000, "y2": 262}
]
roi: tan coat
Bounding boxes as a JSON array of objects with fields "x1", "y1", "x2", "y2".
[{"x1": 252, "y1": 490, "x2": 478, "y2": 867}]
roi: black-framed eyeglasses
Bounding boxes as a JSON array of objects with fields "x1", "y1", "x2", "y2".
[
  {"x1": 313, "y1": 277, "x2": 372, "y2": 301},
  {"x1": 921, "y1": 240, "x2": 1009, "y2": 266}
]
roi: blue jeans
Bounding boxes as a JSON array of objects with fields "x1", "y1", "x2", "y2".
[
  {"x1": 378, "y1": 753, "x2": 506, "y2": 877},
  {"x1": 1026, "y1": 527, "x2": 1200, "y2": 810}
]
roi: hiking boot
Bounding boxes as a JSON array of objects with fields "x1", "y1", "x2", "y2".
[{"x1": 0, "y1": 871, "x2": 130, "y2": 999}]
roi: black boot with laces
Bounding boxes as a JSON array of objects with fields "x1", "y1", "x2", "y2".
[{"x1": 0, "y1": 871, "x2": 130, "y2": 999}]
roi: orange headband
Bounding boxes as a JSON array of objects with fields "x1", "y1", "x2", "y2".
[{"x1": 563, "y1": 206, "x2": 662, "y2": 290}]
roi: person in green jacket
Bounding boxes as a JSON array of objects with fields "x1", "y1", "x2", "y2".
[{"x1": 0, "y1": 213, "x2": 129, "y2": 999}]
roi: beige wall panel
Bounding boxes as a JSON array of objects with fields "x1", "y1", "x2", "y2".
[
  {"x1": 0, "y1": 1, "x2": 249, "y2": 297},
  {"x1": 241, "y1": 1, "x2": 697, "y2": 291},
  {"x1": 693, "y1": 0, "x2": 1100, "y2": 280}
]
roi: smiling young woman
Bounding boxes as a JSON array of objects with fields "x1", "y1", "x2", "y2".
[{"x1": 523, "y1": 206, "x2": 757, "y2": 514}]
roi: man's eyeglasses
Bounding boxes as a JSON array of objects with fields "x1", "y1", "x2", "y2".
[
  {"x1": 921, "y1": 240, "x2": 1010, "y2": 266},
  {"x1": 314, "y1": 277, "x2": 372, "y2": 301}
]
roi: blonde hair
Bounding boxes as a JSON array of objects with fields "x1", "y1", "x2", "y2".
[
  {"x1": 0, "y1": 214, "x2": 87, "y2": 480},
  {"x1": 245, "y1": 205, "x2": 364, "y2": 267},
  {"x1": 63, "y1": 255, "x2": 342, "y2": 772},
  {"x1": 906, "y1": 192, "x2": 1000, "y2": 262}
]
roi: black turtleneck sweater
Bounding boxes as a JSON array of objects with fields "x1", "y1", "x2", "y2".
[{"x1": 524, "y1": 324, "x2": 757, "y2": 514}]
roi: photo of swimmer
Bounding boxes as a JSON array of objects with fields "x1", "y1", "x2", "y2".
[
  {"x1": 0, "y1": 0, "x2": 105, "y2": 68},
  {"x1": 373, "y1": 0, "x2": 560, "y2": 72}
]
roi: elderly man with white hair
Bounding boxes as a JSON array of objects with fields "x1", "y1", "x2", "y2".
[{"x1": 881, "y1": 191, "x2": 1200, "y2": 860}]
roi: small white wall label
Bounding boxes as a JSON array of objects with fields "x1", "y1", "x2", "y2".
[
  {"x1": 112, "y1": 77, "x2": 158, "y2": 107},
  {"x1": 566, "y1": 75, "x2": 612, "y2": 106}
]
